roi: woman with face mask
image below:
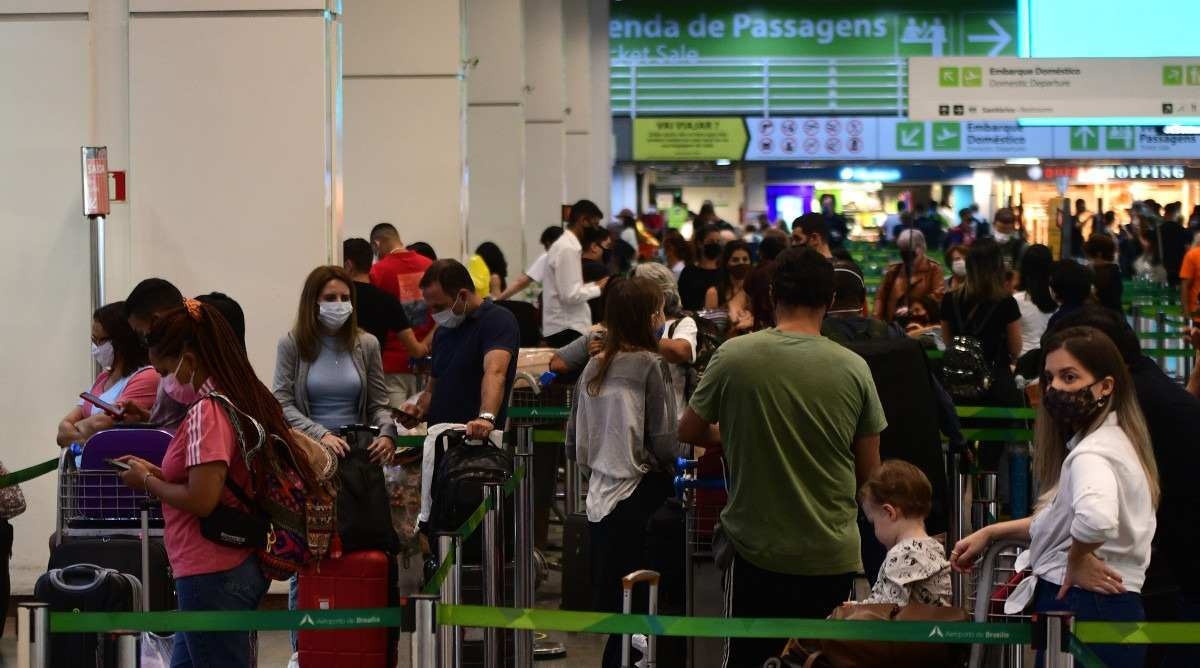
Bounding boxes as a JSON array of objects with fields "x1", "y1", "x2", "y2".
[
  {"x1": 272, "y1": 266, "x2": 396, "y2": 656},
  {"x1": 945, "y1": 244, "x2": 968, "y2": 292},
  {"x1": 115, "y1": 299, "x2": 322, "y2": 666},
  {"x1": 677, "y1": 224, "x2": 724, "y2": 312},
  {"x1": 703, "y1": 240, "x2": 755, "y2": 334},
  {"x1": 56, "y1": 302, "x2": 160, "y2": 448},
  {"x1": 952, "y1": 326, "x2": 1159, "y2": 667}
]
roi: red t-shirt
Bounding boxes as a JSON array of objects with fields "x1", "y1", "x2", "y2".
[
  {"x1": 161, "y1": 383, "x2": 256, "y2": 577},
  {"x1": 369, "y1": 250, "x2": 434, "y2": 374}
]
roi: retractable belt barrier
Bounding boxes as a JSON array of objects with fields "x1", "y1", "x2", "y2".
[{"x1": 0, "y1": 457, "x2": 58, "y2": 489}]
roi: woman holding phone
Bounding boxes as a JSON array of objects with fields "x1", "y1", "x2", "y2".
[{"x1": 56, "y1": 302, "x2": 160, "y2": 447}]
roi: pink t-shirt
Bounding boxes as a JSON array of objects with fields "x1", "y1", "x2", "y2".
[
  {"x1": 81, "y1": 368, "x2": 161, "y2": 418},
  {"x1": 160, "y1": 383, "x2": 255, "y2": 578}
]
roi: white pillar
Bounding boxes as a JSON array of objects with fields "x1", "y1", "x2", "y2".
[
  {"x1": 343, "y1": 0, "x2": 467, "y2": 259},
  {"x1": 588, "y1": 0, "x2": 613, "y2": 213},
  {"x1": 466, "y1": 0, "x2": 527, "y2": 270},
  {"x1": 523, "y1": 0, "x2": 566, "y2": 262},
  {"x1": 0, "y1": 0, "x2": 94, "y2": 596},
  {"x1": 127, "y1": 1, "x2": 341, "y2": 373},
  {"x1": 744, "y1": 165, "x2": 768, "y2": 214},
  {"x1": 562, "y1": 0, "x2": 592, "y2": 205},
  {"x1": 91, "y1": 0, "x2": 132, "y2": 301}
]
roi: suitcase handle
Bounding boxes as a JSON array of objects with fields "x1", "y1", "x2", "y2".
[
  {"x1": 49, "y1": 564, "x2": 113, "y2": 592},
  {"x1": 621, "y1": 570, "x2": 660, "y2": 590}
]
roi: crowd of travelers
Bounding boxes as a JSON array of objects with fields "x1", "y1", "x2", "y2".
[{"x1": 25, "y1": 193, "x2": 1200, "y2": 667}]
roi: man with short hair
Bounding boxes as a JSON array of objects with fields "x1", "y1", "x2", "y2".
[
  {"x1": 874, "y1": 229, "x2": 946, "y2": 323},
  {"x1": 496, "y1": 226, "x2": 566, "y2": 301},
  {"x1": 195, "y1": 292, "x2": 246, "y2": 351},
  {"x1": 822, "y1": 261, "x2": 900, "y2": 343},
  {"x1": 344, "y1": 238, "x2": 429, "y2": 362},
  {"x1": 818, "y1": 193, "x2": 849, "y2": 248},
  {"x1": 790, "y1": 212, "x2": 833, "y2": 258},
  {"x1": 679, "y1": 248, "x2": 886, "y2": 668},
  {"x1": 369, "y1": 222, "x2": 434, "y2": 408},
  {"x1": 410, "y1": 259, "x2": 519, "y2": 440},
  {"x1": 120, "y1": 278, "x2": 186, "y2": 430},
  {"x1": 991, "y1": 207, "x2": 1026, "y2": 268},
  {"x1": 542, "y1": 199, "x2": 610, "y2": 347}
]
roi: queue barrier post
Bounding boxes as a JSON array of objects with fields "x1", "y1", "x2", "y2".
[
  {"x1": 950, "y1": 451, "x2": 966, "y2": 608},
  {"x1": 1039, "y1": 611, "x2": 1075, "y2": 668},
  {"x1": 116, "y1": 634, "x2": 137, "y2": 668},
  {"x1": 437, "y1": 533, "x2": 462, "y2": 668},
  {"x1": 17, "y1": 601, "x2": 49, "y2": 668},
  {"x1": 513, "y1": 428, "x2": 535, "y2": 668},
  {"x1": 410, "y1": 594, "x2": 439, "y2": 668},
  {"x1": 564, "y1": 456, "x2": 580, "y2": 516},
  {"x1": 482, "y1": 482, "x2": 503, "y2": 668}
]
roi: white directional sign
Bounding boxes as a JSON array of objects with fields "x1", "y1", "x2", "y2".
[{"x1": 908, "y1": 57, "x2": 1200, "y2": 122}]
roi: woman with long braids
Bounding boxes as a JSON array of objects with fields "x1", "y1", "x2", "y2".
[{"x1": 116, "y1": 298, "x2": 320, "y2": 666}]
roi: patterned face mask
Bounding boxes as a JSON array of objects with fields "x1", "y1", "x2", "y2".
[{"x1": 1041, "y1": 379, "x2": 1109, "y2": 427}]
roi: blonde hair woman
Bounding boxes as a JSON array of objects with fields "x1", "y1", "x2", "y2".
[{"x1": 951, "y1": 326, "x2": 1159, "y2": 667}]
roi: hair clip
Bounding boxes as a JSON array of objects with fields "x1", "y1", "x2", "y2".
[{"x1": 184, "y1": 298, "x2": 203, "y2": 321}]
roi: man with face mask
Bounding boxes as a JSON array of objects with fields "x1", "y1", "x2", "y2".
[
  {"x1": 410, "y1": 259, "x2": 519, "y2": 439},
  {"x1": 874, "y1": 229, "x2": 946, "y2": 323},
  {"x1": 819, "y1": 193, "x2": 849, "y2": 248},
  {"x1": 790, "y1": 213, "x2": 833, "y2": 259},
  {"x1": 990, "y1": 207, "x2": 1027, "y2": 270},
  {"x1": 542, "y1": 199, "x2": 609, "y2": 348}
]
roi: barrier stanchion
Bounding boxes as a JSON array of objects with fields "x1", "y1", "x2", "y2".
[
  {"x1": 437, "y1": 533, "x2": 462, "y2": 668},
  {"x1": 410, "y1": 593, "x2": 439, "y2": 668},
  {"x1": 514, "y1": 428, "x2": 535, "y2": 668},
  {"x1": 117, "y1": 634, "x2": 137, "y2": 668},
  {"x1": 482, "y1": 482, "x2": 503, "y2": 668},
  {"x1": 564, "y1": 456, "x2": 580, "y2": 516},
  {"x1": 17, "y1": 601, "x2": 49, "y2": 668},
  {"x1": 1041, "y1": 611, "x2": 1075, "y2": 668},
  {"x1": 950, "y1": 451, "x2": 966, "y2": 608}
]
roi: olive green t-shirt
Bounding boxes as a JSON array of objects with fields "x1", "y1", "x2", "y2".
[{"x1": 689, "y1": 329, "x2": 887, "y2": 576}]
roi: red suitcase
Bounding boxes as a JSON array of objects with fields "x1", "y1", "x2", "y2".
[{"x1": 297, "y1": 550, "x2": 393, "y2": 667}]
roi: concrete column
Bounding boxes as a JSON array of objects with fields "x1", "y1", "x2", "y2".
[
  {"x1": 523, "y1": 0, "x2": 566, "y2": 262},
  {"x1": 343, "y1": 0, "x2": 467, "y2": 258},
  {"x1": 587, "y1": 0, "x2": 613, "y2": 213},
  {"x1": 466, "y1": 0, "x2": 527, "y2": 271},
  {"x1": 90, "y1": 0, "x2": 132, "y2": 301},
  {"x1": 562, "y1": 0, "x2": 591, "y2": 205},
  {"x1": 127, "y1": 0, "x2": 341, "y2": 372}
]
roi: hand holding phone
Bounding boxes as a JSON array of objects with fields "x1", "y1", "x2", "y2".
[
  {"x1": 80, "y1": 392, "x2": 124, "y2": 418},
  {"x1": 104, "y1": 458, "x2": 131, "y2": 472}
]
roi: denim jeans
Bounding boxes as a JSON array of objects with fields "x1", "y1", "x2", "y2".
[
  {"x1": 172, "y1": 555, "x2": 268, "y2": 668},
  {"x1": 1032, "y1": 577, "x2": 1145, "y2": 668}
]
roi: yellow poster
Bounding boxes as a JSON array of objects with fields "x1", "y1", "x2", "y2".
[{"x1": 633, "y1": 117, "x2": 748, "y2": 161}]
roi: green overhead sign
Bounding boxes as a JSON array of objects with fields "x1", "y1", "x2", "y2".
[{"x1": 608, "y1": 1, "x2": 1017, "y2": 62}]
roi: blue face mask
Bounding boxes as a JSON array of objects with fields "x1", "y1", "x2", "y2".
[{"x1": 432, "y1": 294, "x2": 465, "y2": 329}]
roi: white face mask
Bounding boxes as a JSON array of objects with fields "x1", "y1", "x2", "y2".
[
  {"x1": 318, "y1": 301, "x2": 353, "y2": 331},
  {"x1": 432, "y1": 294, "x2": 466, "y2": 329},
  {"x1": 91, "y1": 341, "x2": 115, "y2": 369},
  {"x1": 993, "y1": 230, "x2": 1012, "y2": 242},
  {"x1": 952, "y1": 259, "x2": 967, "y2": 277}
]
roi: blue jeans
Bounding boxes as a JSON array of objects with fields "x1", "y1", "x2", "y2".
[
  {"x1": 1033, "y1": 577, "x2": 1145, "y2": 668},
  {"x1": 172, "y1": 555, "x2": 268, "y2": 668}
]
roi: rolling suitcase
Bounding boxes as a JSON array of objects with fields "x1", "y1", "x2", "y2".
[
  {"x1": 48, "y1": 535, "x2": 174, "y2": 611},
  {"x1": 34, "y1": 564, "x2": 139, "y2": 668},
  {"x1": 621, "y1": 570, "x2": 660, "y2": 668},
  {"x1": 297, "y1": 550, "x2": 395, "y2": 667}
]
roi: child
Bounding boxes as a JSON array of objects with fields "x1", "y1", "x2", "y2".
[{"x1": 858, "y1": 460, "x2": 951, "y2": 606}]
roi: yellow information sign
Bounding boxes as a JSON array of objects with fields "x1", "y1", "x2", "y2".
[{"x1": 633, "y1": 117, "x2": 748, "y2": 161}]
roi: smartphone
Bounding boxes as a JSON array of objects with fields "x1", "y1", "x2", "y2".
[
  {"x1": 80, "y1": 392, "x2": 124, "y2": 418},
  {"x1": 104, "y1": 458, "x2": 131, "y2": 472}
]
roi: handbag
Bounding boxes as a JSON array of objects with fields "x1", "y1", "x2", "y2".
[
  {"x1": 780, "y1": 602, "x2": 970, "y2": 668},
  {"x1": 199, "y1": 477, "x2": 269, "y2": 550},
  {"x1": 0, "y1": 462, "x2": 27, "y2": 520}
]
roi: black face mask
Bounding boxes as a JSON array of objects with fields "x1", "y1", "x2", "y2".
[
  {"x1": 728, "y1": 264, "x2": 751, "y2": 280},
  {"x1": 1042, "y1": 380, "x2": 1109, "y2": 428},
  {"x1": 703, "y1": 242, "x2": 722, "y2": 260}
]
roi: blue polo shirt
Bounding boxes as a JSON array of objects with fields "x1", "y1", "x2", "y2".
[{"x1": 427, "y1": 300, "x2": 520, "y2": 427}]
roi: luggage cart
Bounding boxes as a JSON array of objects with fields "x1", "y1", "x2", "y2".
[
  {"x1": 675, "y1": 456, "x2": 728, "y2": 668},
  {"x1": 968, "y1": 539, "x2": 1031, "y2": 668},
  {"x1": 55, "y1": 449, "x2": 164, "y2": 543}
]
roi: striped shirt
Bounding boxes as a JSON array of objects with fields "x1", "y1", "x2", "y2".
[{"x1": 161, "y1": 380, "x2": 256, "y2": 577}]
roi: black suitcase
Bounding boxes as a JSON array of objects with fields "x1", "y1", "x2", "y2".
[
  {"x1": 48, "y1": 535, "x2": 175, "y2": 611},
  {"x1": 560, "y1": 512, "x2": 592, "y2": 611},
  {"x1": 34, "y1": 564, "x2": 138, "y2": 668}
]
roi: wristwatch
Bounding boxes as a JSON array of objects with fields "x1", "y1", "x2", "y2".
[{"x1": 477, "y1": 412, "x2": 496, "y2": 425}]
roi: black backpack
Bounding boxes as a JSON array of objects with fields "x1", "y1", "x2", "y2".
[
  {"x1": 426, "y1": 429, "x2": 514, "y2": 558},
  {"x1": 942, "y1": 295, "x2": 1000, "y2": 402},
  {"x1": 335, "y1": 425, "x2": 401, "y2": 554},
  {"x1": 668, "y1": 312, "x2": 724, "y2": 399}
]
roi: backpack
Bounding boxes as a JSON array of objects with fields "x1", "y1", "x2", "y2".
[
  {"x1": 426, "y1": 428, "x2": 514, "y2": 559},
  {"x1": 335, "y1": 425, "x2": 401, "y2": 554},
  {"x1": 941, "y1": 296, "x2": 1000, "y2": 402},
  {"x1": 207, "y1": 394, "x2": 337, "y2": 581},
  {"x1": 668, "y1": 311, "x2": 724, "y2": 399}
]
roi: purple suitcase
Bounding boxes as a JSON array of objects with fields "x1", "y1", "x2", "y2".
[{"x1": 74, "y1": 428, "x2": 171, "y2": 523}]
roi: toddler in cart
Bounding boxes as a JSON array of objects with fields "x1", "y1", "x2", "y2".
[{"x1": 855, "y1": 460, "x2": 951, "y2": 606}]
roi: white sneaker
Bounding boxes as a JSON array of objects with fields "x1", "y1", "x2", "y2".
[{"x1": 287, "y1": 652, "x2": 299, "y2": 668}]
